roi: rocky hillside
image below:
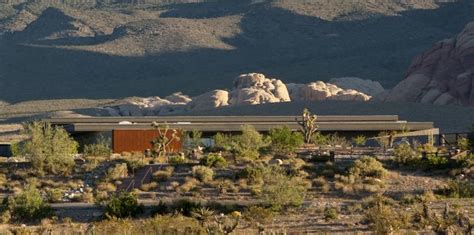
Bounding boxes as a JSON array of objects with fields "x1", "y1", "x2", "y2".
[
  {"x1": 0, "y1": 0, "x2": 472, "y2": 102},
  {"x1": 380, "y1": 22, "x2": 474, "y2": 106}
]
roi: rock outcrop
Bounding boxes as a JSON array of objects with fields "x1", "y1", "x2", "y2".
[
  {"x1": 106, "y1": 73, "x2": 376, "y2": 116},
  {"x1": 380, "y1": 22, "x2": 474, "y2": 106},
  {"x1": 287, "y1": 81, "x2": 371, "y2": 102},
  {"x1": 230, "y1": 73, "x2": 291, "y2": 105},
  {"x1": 329, "y1": 77, "x2": 384, "y2": 96}
]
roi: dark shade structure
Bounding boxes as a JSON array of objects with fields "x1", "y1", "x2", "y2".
[{"x1": 112, "y1": 130, "x2": 182, "y2": 154}]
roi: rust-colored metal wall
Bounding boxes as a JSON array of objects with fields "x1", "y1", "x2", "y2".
[{"x1": 112, "y1": 130, "x2": 182, "y2": 154}]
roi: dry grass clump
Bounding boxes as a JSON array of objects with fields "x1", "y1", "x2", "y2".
[
  {"x1": 177, "y1": 177, "x2": 200, "y2": 193},
  {"x1": 312, "y1": 176, "x2": 331, "y2": 193},
  {"x1": 140, "y1": 182, "x2": 159, "y2": 192},
  {"x1": 105, "y1": 163, "x2": 129, "y2": 181},
  {"x1": 192, "y1": 166, "x2": 214, "y2": 183},
  {"x1": 153, "y1": 166, "x2": 174, "y2": 182}
]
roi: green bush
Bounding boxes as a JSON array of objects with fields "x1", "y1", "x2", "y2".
[
  {"x1": 18, "y1": 122, "x2": 78, "y2": 175},
  {"x1": 104, "y1": 192, "x2": 143, "y2": 218},
  {"x1": 168, "y1": 154, "x2": 187, "y2": 165},
  {"x1": 192, "y1": 166, "x2": 214, "y2": 183},
  {"x1": 457, "y1": 137, "x2": 471, "y2": 151},
  {"x1": 200, "y1": 153, "x2": 228, "y2": 168},
  {"x1": 5, "y1": 185, "x2": 54, "y2": 222},
  {"x1": 214, "y1": 125, "x2": 268, "y2": 160},
  {"x1": 240, "y1": 163, "x2": 267, "y2": 185},
  {"x1": 394, "y1": 143, "x2": 420, "y2": 165},
  {"x1": 260, "y1": 166, "x2": 308, "y2": 211},
  {"x1": 243, "y1": 206, "x2": 274, "y2": 226},
  {"x1": 45, "y1": 188, "x2": 64, "y2": 203},
  {"x1": 84, "y1": 136, "x2": 112, "y2": 158},
  {"x1": 364, "y1": 195, "x2": 408, "y2": 234},
  {"x1": 349, "y1": 156, "x2": 387, "y2": 180},
  {"x1": 324, "y1": 206, "x2": 339, "y2": 221},
  {"x1": 268, "y1": 126, "x2": 304, "y2": 156}
]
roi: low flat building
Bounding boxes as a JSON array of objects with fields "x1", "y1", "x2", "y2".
[{"x1": 44, "y1": 115, "x2": 438, "y2": 153}]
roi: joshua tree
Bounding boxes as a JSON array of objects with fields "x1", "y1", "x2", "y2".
[
  {"x1": 150, "y1": 122, "x2": 180, "y2": 159},
  {"x1": 298, "y1": 108, "x2": 318, "y2": 144}
]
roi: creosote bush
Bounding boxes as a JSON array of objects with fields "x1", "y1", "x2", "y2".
[
  {"x1": 260, "y1": 166, "x2": 308, "y2": 211},
  {"x1": 200, "y1": 153, "x2": 228, "y2": 168},
  {"x1": 103, "y1": 192, "x2": 143, "y2": 218},
  {"x1": 268, "y1": 126, "x2": 304, "y2": 156},
  {"x1": 214, "y1": 125, "x2": 268, "y2": 160},
  {"x1": 394, "y1": 143, "x2": 420, "y2": 165},
  {"x1": 349, "y1": 156, "x2": 388, "y2": 179},
  {"x1": 17, "y1": 122, "x2": 78, "y2": 175},
  {"x1": 2, "y1": 185, "x2": 53, "y2": 222}
]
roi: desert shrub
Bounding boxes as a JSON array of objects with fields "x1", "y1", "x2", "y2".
[
  {"x1": 168, "y1": 154, "x2": 187, "y2": 165},
  {"x1": 243, "y1": 206, "x2": 274, "y2": 227},
  {"x1": 425, "y1": 154, "x2": 449, "y2": 167},
  {"x1": 324, "y1": 206, "x2": 339, "y2": 221},
  {"x1": 268, "y1": 126, "x2": 304, "y2": 156},
  {"x1": 394, "y1": 143, "x2": 420, "y2": 165},
  {"x1": 239, "y1": 163, "x2": 267, "y2": 185},
  {"x1": 260, "y1": 166, "x2": 308, "y2": 211},
  {"x1": 106, "y1": 163, "x2": 129, "y2": 181},
  {"x1": 364, "y1": 195, "x2": 408, "y2": 234},
  {"x1": 349, "y1": 156, "x2": 387, "y2": 179},
  {"x1": 177, "y1": 177, "x2": 200, "y2": 193},
  {"x1": 457, "y1": 137, "x2": 471, "y2": 151},
  {"x1": 84, "y1": 136, "x2": 112, "y2": 158},
  {"x1": 192, "y1": 166, "x2": 214, "y2": 183},
  {"x1": 4, "y1": 185, "x2": 53, "y2": 222},
  {"x1": 213, "y1": 179, "x2": 238, "y2": 194},
  {"x1": 200, "y1": 153, "x2": 228, "y2": 168},
  {"x1": 312, "y1": 132, "x2": 329, "y2": 145},
  {"x1": 153, "y1": 167, "x2": 174, "y2": 182},
  {"x1": 313, "y1": 176, "x2": 331, "y2": 193},
  {"x1": 326, "y1": 133, "x2": 350, "y2": 148},
  {"x1": 214, "y1": 125, "x2": 268, "y2": 160},
  {"x1": 45, "y1": 188, "x2": 64, "y2": 203},
  {"x1": 436, "y1": 180, "x2": 474, "y2": 198},
  {"x1": 104, "y1": 192, "x2": 143, "y2": 218},
  {"x1": 18, "y1": 122, "x2": 77, "y2": 175},
  {"x1": 335, "y1": 157, "x2": 387, "y2": 194}
]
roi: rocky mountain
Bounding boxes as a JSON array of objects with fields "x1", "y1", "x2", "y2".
[
  {"x1": 106, "y1": 73, "x2": 381, "y2": 116},
  {"x1": 0, "y1": 0, "x2": 472, "y2": 102},
  {"x1": 380, "y1": 22, "x2": 474, "y2": 106}
]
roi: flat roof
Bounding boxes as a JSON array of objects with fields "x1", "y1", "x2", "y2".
[
  {"x1": 44, "y1": 115, "x2": 435, "y2": 133},
  {"x1": 45, "y1": 115, "x2": 400, "y2": 124}
]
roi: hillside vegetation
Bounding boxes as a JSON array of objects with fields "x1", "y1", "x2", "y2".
[{"x1": 0, "y1": 0, "x2": 472, "y2": 102}]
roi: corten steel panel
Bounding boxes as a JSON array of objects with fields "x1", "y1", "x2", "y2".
[{"x1": 112, "y1": 130, "x2": 182, "y2": 154}]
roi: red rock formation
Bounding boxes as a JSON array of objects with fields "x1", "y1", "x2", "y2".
[{"x1": 381, "y1": 22, "x2": 474, "y2": 106}]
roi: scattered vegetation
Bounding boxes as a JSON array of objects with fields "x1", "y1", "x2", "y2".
[{"x1": 16, "y1": 122, "x2": 78, "y2": 175}]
